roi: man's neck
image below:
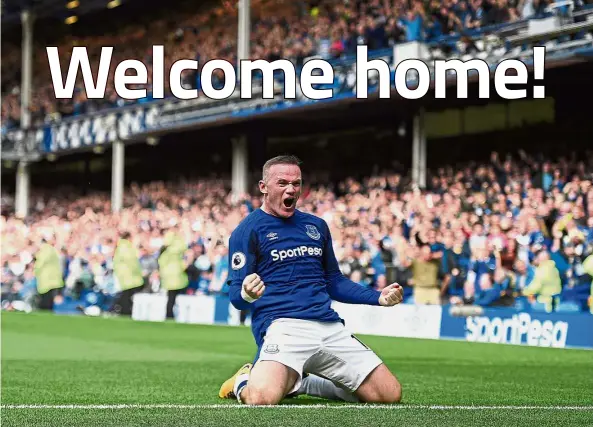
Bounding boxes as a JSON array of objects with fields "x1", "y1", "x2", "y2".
[{"x1": 261, "y1": 202, "x2": 276, "y2": 217}]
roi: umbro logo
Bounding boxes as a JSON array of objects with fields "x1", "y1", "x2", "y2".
[{"x1": 267, "y1": 232, "x2": 278, "y2": 241}]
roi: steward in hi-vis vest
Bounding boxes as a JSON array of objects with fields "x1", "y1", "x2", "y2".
[
  {"x1": 159, "y1": 230, "x2": 188, "y2": 318},
  {"x1": 34, "y1": 240, "x2": 64, "y2": 311},
  {"x1": 111, "y1": 232, "x2": 145, "y2": 316}
]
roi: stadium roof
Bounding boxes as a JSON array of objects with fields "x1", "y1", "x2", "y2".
[{"x1": 1, "y1": 0, "x2": 129, "y2": 26}]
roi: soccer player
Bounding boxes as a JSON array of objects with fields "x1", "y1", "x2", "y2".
[{"x1": 221, "y1": 155, "x2": 403, "y2": 406}]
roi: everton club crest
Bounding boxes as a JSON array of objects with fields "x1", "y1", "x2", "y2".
[{"x1": 305, "y1": 225, "x2": 321, "y2": 240}]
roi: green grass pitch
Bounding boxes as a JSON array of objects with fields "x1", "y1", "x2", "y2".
[{"x1": 2, "y1": 311, "x2": 592, "y2": 426}]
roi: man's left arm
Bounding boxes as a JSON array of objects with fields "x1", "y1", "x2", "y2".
[{"x1": 322, "y1": 222, "x2": 402, "y2": 307}]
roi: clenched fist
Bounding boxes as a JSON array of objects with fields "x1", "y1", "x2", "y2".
[
  {"x1": 379, "y1": 283, "x2": 404, "y2": 307},
  {"x1": 241, "y1": 273, "x2": 266, "y2": 303}
]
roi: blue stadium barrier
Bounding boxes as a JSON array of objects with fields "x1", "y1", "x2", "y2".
[
  {"x1": 213, "y1": 293, "x2": 235, "y2": 324},
  {"x1": 440, "y1": 307, "x2": 593, "y2": 349}
]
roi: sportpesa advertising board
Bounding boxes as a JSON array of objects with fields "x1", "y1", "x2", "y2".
[{"x1": 439, "y1": 308, "x2": 593, "y2": 349}]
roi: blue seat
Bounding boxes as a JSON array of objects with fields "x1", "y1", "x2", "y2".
[
  {"x1": 514, "y1": 296, "x2": 530, "y2": 312},
  {"x1": 530, "y1": 301, "x2": 549, "y2": 313},
  {"x1": 555, "y1": 301, "x2": 582, "y2": 313},
  {"x1": 524, "y1": 294, "x2": 561, "y2": 313}
]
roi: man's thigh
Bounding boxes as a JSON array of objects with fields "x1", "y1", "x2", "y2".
[
  {"x1": 245, "y1": 360, "x2": 299, "y2": 405},
  {"x1": 306, "y1": 323, "x2": 383, "y2": 392},
  {"x1": 256, "y1": 319, "x2": 323, "y2": 394},
  {"x1": 307, "y1": 323, "x2": 402, "y2": 403}
]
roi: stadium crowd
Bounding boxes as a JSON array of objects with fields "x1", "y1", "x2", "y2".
[
  {"x1": 1, "y1": 0, "x2": 555, "y2": 132},
  {"x1": 2, "y1": 151, "x2": 593, "y2": 315}
]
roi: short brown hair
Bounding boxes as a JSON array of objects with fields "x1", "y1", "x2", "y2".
[{"x1": 262, "y1": 155, "x2": 302, "y2": 182}]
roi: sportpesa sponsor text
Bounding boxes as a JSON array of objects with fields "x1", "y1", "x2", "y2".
[
  {"x1": 271, "y1": 246, "x2": 323, "y2": 262},
  {"x1": 465, "y1": 313, "x2": 568, "y2": 348}
]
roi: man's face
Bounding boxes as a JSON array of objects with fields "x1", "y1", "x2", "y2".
[
  {"x1": 536, "y1": 250, "x2": 550, "y2": 265},
  {"x1": 421, "y1": 246, "x2": 431, "y2": 260},
  {"x1": 515, "y1": 260, "x2": 526, "y2": 274},
  {"x1": 443, "y1": 232, "x2": 453, "y2": 247},
  {"x1": 259, "y1": 164, "x2": 302, "y2": 218},
  {"x1": 427, "y1": 230, "x2": 436, "y2": 243},
  {"x1": 217, "y1": 245, "x2": 228, "y2": 257}
]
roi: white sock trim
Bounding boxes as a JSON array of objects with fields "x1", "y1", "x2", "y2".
[{"x1": 234, "y1": 373, "x2": 250, "y2": 404}]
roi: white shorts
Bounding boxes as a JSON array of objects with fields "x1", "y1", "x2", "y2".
[{"x1": 256, "y1": 318, "x2": 383, "y2": 393}]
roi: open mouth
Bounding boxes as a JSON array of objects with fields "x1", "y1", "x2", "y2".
[{"x1": 283, "y1": 197, "x2": 296, "y2": 208}]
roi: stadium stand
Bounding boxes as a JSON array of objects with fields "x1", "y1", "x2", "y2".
[
  {"x1": 1, "y1": 0, "x2": 592, "y2": 337},
  {"x1": 2, "y1": 151, "x2": 593, "y2": 315},
  {"x1": 3, "y1": 0, "x2": 593, "y2": 131}
]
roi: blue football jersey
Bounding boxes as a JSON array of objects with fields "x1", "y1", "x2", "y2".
[{"x1": 227, "y1": 208, "x2": 381, "y2": 348}]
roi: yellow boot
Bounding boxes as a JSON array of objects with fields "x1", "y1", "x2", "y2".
[{"x1": 218, "y1": 363, "x2": 252, "y2": 399}]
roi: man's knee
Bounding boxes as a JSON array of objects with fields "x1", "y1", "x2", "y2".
[
  {"x1": 365, "y1": 380, "x2": 402, "y2": 404},
  {"x1": 356, "y1": 365, "x2": 403, "y2": 404},
  {"x1": 242, "y1": 387, "x2": 283, "y2": 406},
  {"x1": 388, "y1": 380, "x2": 403, "y2": 404},
  {"x1": 242, "y1": 360, "x2": 299, "y2": 406}
]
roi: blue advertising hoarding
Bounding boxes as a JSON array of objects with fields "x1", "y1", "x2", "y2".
[{"x1": 440, "y1": 308, "x2": 593, "y2": 349}]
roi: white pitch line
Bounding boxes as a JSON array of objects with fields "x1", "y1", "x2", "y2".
[{"x1": 2, "y1": 404, "x2": 593, "y2": 410}]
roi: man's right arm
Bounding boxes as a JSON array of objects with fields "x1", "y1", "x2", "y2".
[{"x1": 227, "y1": 227, "x2": 258, "y2": 311}]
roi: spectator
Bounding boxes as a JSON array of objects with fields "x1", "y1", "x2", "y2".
[
  {"x1": 210, "y1": 243, "x2": 230, "y2": 294},
  {"x1": 1, "y1": 151, "x2": 592, "y2": 315},
  {"x1": 1, "y1": 0, "x2": 536, "y2": 125},
  {"x1": 34, "y1": 237, "x2": 65, "y2": 311},
  {"x1": 403, "y1": 244, "x2": 442, "y2": 305},
  {"x1": 583, "y1": 254, "x2": 593, "y2": 314},
  {"x1": 521, "y1": 250, "x2": 562, "y2": 312},
  {"x1": 399, "y1": 8, "x2": 425, "y2": 42},
  {"x1": 158, "y1": 228, "x2": 189, "y2": 318},
  {"x1": 111, "y1": 232, "x2": 144, "y2": 315}
]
